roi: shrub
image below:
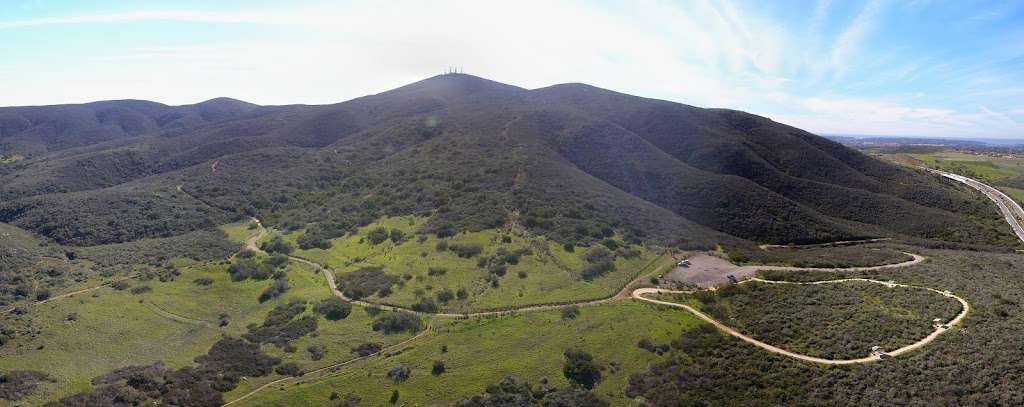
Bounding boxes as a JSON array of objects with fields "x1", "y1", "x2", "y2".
[
  {"x1": 35, "y1": 290, "x2": 50, "y2": 301},
  {"x1": 432, "y1": 360, "x2": 446, "y2": 376},
  {"x1": 335, "y1": 266, "x2": 398, "y2": 300},
  {"x1": 456, "y1": 288, "x2": 469, "y2": 300},
  {"x1": 411, "y1": 298, "x2": 439, "y2": 313},
  {"x1": 314, "y1": 297, "x2": 352, "y2": 320},
  {"x1": 129, "y1": 285, "x2": 151, "y2": 295},
  {"x1": 563, "y1": 243, "x2": 575, "y2": 252},
  {"x1": 487, "y1": 263, "x2": 507, "y2": 277},
  {"x1": 258, "y1": 277, "x2": 289, "y2": 303},
  {"x1": 351, "y1": 342, "x2": 383, "y2": 356},
  {"x1": 367, "y1": 227, "x2": 389, "y2": 245},
  {"x1": 388, "y1": 364, "x2": 411, "y2": 383},
  {"x1": 449, "y1": 243, "x2": 483, "y2": 258},
  {"x1": 307, "y1": 345, "x2": 325, "y2": 361},
  {"x1": 581, "y1": 260, "x2": 615, "y2": 280},
  {"x1": 192, "y1": 277, "x2": 214, "y2": 286},
  {"x1": 435, "y1": 240, "x2": 449, "y2": 252},
  {"x1": 261, "y1": 236, "x2": 293, "y2": 255},
  {"x1": 563, "y1": 350, "x2": 601, "y2": 389},
  {"x1": 389, "y1": 228, "x2": 405, "y2": 243},
  {"x1": 372, "y1": 313, "x2": 423, "y2": 334},
  {"x1": 111, "y1": 281, "x2": 130, "y2": 290},
  {"x1": 244, "y1": 301, "x2": 318, "y2": 347},
  {"x1": 427, "y1": 267, "x2": 447, "y2": 276},
  {"x1": 436, "y1": 288, "x2": 455, "y2": 303},
  {"x1": 561, "y1": 305, "x2": 580, "y2": 320},
  {"x1": 275, "y1": 362, "x2": 304, "y2": 377}
]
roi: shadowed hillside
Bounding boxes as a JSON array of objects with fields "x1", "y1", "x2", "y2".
[{"x1": 0, "y1": 74, "x2": 1015, "y2": 248}]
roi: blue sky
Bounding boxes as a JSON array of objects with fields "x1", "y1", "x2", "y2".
[{"x1": 1, "y1": 0, "x2": 1022, "y2": 138}]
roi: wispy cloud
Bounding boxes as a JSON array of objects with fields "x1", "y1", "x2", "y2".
[
  {"x1": 828, "y1": 0, "x2": 885, "y2": 80},
  {"x1": 0, "y1": 1, "x2": 1021, "y2": 138}
]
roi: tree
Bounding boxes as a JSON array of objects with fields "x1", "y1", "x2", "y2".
[
  {"x1": 432, "y1": 360, "x2": 446, "y2": 376},
  {"x1": 562, "y1": 350, "x2": 601, "y2": 389}
]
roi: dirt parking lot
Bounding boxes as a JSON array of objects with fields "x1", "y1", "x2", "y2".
[{"x1": 664, "y1": 254, "x2": 759, "y2": 288}]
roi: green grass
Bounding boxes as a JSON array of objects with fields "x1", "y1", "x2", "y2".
[
  {"x1": 910, "y1": 151, "x2": 1024, "y2": 184},
  {"x1": 238, "y1": 300, "x2": 698, "y2": 406},
  {"x1": 0, "y1": 256, "x2": 408, "y2": 405},
  {"x1": 280, "y1": 216, "x2": 661, "y2": 312},
  {"x1": 221, "y1": 220, "x2": 259, "y2": 245}
]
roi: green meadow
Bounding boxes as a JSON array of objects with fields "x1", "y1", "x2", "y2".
[
  {"x1": 273, "y1": 216, "x2": 664, "y2": 312},
  {"x1": 239, "y1": 300, "x2": 699, "y2": 406},
  {"x1": 0, "y1": 254, "x2": 410, "y2": 406}
]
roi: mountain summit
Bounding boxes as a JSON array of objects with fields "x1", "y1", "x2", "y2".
[{"x1": 0, "y1": 75, "x2": 1014, "y2": 248}]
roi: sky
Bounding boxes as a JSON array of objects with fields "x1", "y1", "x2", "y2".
[{"x1": 1, "y1": 0, "x2": 1023, "y2": 139}]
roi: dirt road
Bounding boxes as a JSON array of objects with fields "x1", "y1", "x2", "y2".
[{"x1": 633, "y1": 276, "x2": 969, "y2": 365}]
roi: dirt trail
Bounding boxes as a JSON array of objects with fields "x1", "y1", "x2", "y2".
[
  {"x1": 633, "y1": 276, "x2": 969, "y2": 365},
  {"x1": 1, "y1": 274, "x2": 138, "y2": 315},
  {"x1": 223, "y1": 322, "x2": 434, "y2": 406}
]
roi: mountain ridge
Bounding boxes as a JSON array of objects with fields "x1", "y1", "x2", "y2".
[{"x1": 0, "y1": 74, "x2": 1016, "y2": 249}]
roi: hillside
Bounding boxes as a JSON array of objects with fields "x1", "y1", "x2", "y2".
[{"x1": 0, "y1": 74, "x2": 1015, "y2": 249}]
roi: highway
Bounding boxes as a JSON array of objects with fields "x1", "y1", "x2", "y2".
[{"x1": 922, "y1": 167, "x2": 1024, "y2": 244}]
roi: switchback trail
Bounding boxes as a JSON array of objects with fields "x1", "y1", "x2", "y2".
[{"x1": 633, "y1": 277, "x2": 970, "y2": 365}]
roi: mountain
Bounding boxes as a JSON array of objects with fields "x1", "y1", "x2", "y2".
[{"x1": 0, "y1": 74, "x2": 1015, "y2": 248}]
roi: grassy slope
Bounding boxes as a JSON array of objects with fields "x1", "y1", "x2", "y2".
[
  {"x1": 241, "y1": 301, "x2": 697, "y2": 406},
  {"x1": 279, "y1": 216, "x2": 661, "y2": 312},
  {"x1": 0, "y1": 253, "x2": 410, "y2": 405}
]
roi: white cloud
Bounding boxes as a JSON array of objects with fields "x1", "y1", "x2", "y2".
[
  {"x1": 0, "y1": 0, "x2": 1019, "y2": 139},
  {"x1": 828, "y1": 0, "x2": 884, "y2": 80}
]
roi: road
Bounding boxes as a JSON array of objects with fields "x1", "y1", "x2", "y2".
[
  {"x1": 921, "y1": 166, "x2": 1024, "y2": 244},
  {"x1": 633, "y1": 276, "x2": 970, "y2": 365}
]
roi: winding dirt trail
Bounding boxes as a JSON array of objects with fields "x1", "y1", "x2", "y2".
[
  {"x1": 223, "y1": 322, "x2": 435, "y2": 407},
  {"x1": 221, "y1": 221, "x2": 966, "y2": 405},
  {"x1": 633, "y1": 277, "x2": 969, "y2": 365}
]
